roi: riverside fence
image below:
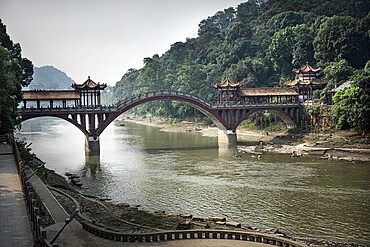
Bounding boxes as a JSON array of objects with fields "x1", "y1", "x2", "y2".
[
  {"x1": 80, "y1": 219, "x2": 307, "y2": 246},
  {"x1": 6, "y1": 134, "x2": 56, "y2": 247}
]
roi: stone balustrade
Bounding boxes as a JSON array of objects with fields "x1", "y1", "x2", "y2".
[{"x1": 80, "y1": 219, "x2": 307, "y2": 247}]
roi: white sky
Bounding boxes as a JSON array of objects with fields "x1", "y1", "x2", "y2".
[{"x1": 0, "y1": 0, "x2": 246, "y2": 85}]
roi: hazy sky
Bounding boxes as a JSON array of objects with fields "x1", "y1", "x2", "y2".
[{"x1": 1, "y1": 0, "x2": 246, "y2": 86}]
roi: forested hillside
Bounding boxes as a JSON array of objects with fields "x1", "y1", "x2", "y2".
[
  {"x1": 26, "y1": 65, "x2": 75, "y2": 90},
  {"x1": 112, "y1": 0, "x2": 370, "y2": 125}
]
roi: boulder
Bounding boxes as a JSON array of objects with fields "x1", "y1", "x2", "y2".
[
  {"x1": 226, "y1": 221, "x2": 241, "y2": 228},
  {"x1": 180, "y1": 213, "x2": 192, "y2": 218},
  {"x1": 192, "y1": 216, "x2": 205, "y2": 222},
  {"x1": 209, "y1": 216, "x2": 226, "y2": 222}
]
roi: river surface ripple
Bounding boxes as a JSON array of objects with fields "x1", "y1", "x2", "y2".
[{"x1": 17, "y1": 118, "x2": 370, "y2": 245}]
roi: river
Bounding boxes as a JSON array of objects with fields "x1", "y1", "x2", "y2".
[{"x1": 16, "y1": 117, "x2": 370, "y2": 245}]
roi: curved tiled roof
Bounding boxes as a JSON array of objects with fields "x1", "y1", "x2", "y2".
[
  {"x1": 240, "y1": 87, "x2": 298, "y2": 96},
  {"x1": 72, "y1": 76, "x2": 107, "y2": 90},
  {"x1": 292, "y1": 64, "x2": 321, "y2": 73},
  {"x1": 285, "y1": 79, "x2": 327, "y2": 86},
  {"x1": 212, "y1": 79, "x2": 242, "y2": 88},
  {"x1": 22, "y1": 90, "x2": 81, "y2": 100}
]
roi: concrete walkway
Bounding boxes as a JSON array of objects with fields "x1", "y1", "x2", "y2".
[{"x1": 0, "y1": 143, "x2": 34, "y2": 247}]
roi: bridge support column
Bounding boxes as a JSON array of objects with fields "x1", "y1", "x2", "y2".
[
  {"x1": 218, "y1": 129, "x2": 237, "y2": 149},
  {"x1": 85, "y1": 136, "x2": 100, "y2": 155}
]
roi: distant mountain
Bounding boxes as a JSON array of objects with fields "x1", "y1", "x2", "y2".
[{"x1": 26, "y1": 65, "x2": 75, "y2": 90}]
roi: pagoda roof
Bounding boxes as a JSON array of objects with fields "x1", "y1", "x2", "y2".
[
  {"x1": 23, "y1": 90, "x2": 81, "y2": 100},
  {"x1": 292, "y1": 64, "x2": 321, "y2": 73},
  {"x1": 72, "y1": 76, "x2": 107, "y2": 90},
  {"x1": 240, "y1": 88, "x2": 298, "y2": 97},
  {"x1": 212, "y1": 79, "x2": 241, "y2": 88},
  {"x1": 285, "y1": 79, "x2": 327, "y2": 86}
]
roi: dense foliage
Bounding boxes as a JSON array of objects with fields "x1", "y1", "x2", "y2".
[
  {"x1": 331, "y1": 69, "x2": 370, "y2": 135},
  {"x1": 112, "y1": 0, "x2": 369, "y2": 128},
  {"x1": 0, "y1": 19, "x2": 33, "y2": 134},
  {"x1": 27, "y1": 65, "x2": 75, "y2": 90}
]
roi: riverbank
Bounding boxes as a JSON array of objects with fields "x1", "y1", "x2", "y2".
[
  {"x1": 33, "y1": 158, "x2": 294, "y2": 238},
  {"x1": 29, "y1": 145, "x2": 368, "y2": 247},
  {"x1": 21, "y1": 117, "x2": 366, "y2": 245},
  {"x1": 118, "y1": 115, "x2": 370, "y2": 162}
]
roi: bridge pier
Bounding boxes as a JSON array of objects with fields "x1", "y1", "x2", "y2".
[
  {"x1": 218, "y1": 129, "x2": 237, "y2": 149},
  {"x1": 85, "y1": 136, "x2": 100, "y2": 155}
]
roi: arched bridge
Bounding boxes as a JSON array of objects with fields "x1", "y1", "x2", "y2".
[{"x1": 20, "y1": 90, "x2": 301, "y2": 153}]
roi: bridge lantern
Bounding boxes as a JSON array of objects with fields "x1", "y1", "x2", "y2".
[
  {"x1": 212, "y1": 79, "x2": 242, "y2": 104},
  {"x1": 72, "y1": 76, "x2": 107, "y2": 107}
]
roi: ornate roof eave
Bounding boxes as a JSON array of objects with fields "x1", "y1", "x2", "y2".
[
  {"x1": 292, "y1": 64, "x2": 321, "y2": 74},
  {"x1": 240, "y1": 87, "x2": 299, "y2": 96},
  {"x1": 212, "y1": 79, "x2": 242, "y2": 88},
  {"x1": 72, "y1": 76, "x2": 107, "y2": 90},
  {"x1": 285, "y1": 79, "x2": 327, "y2": 86}
]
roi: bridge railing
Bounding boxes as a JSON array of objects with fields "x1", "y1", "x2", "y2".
[
  {"x1": 115, "y1": 91, "x2": 300, "y2": 109},
  {"x1": 9, "y1": 136, "x2": 56, "y2": 247},
  {"x1": 116, "y1": 90, "x2": 213, "y2": 109},
  {"x1": 212, "y1": 102, "x2": 300, "y2": 109},
  {"x1": 19, "y1": 105, "x2": 119, "y2": 112}
]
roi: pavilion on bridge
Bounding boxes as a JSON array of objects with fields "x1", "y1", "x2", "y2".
[
  {"x1": 22, "y1": 77, "x2": 107, "y2": 109},
  {"x1": 285, "y1": 63, "x2": 327, "y2": 102},
  {"x1": 72, "y1": 76, "x2": 107, "y2": 107},
  {"x1": 212, "y1": 79, "x2": 299, "y2": 105}
]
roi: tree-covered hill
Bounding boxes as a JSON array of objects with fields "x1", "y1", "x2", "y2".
[
  {"x1": 26, "y1": 65, "x2": 75, "y2": 90},
  {"x1": 112, "y1": 0, "x2": 370, "y2": 126}
]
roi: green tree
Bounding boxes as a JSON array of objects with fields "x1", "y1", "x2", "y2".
[
  {"x1": 134, "y1": 55, "x2": 166, "y2": 93},
  {"x1": 171, "y1": 62, "x2": 208, "y2": 118},
  {"x1": 331, "y1": 68, "x2": 370, "y2": 135},
  {"x1": 0, "y1": 19, "x2": 33, "y2": 134},
  {"x1": 113, "y1": 68, "x2": 139, "y2": 103},
  {"x1": 324, "y1": 59, "x2": 355, "y2": 83},
  {"x1": 0, "y1": 46, "x2": 22, "y2": 134},
  {"x1": 268, "y1": 24, "x2": 315, "y2": 77},
  {"x1": 320, "y1": 59, "x2": 355, "y2": 103},
  {"x1": 331, "y1": 86, "x2": 370, "y2": 135},
  {"x1": 313, "y1": 16, "x2": 369, "y2": 68}
]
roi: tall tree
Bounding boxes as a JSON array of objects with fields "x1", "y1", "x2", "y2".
[
  {"x1": 313, "y1": 16, "x2": 369, "y2": 68},
  {"x1": 0, "y1": 19, "x2": 33, "y2": 134},
  {"x1": 332, "y1": 86, "x2": 370, "y2": 136}
]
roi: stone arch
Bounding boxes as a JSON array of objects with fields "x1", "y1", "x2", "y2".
[
  {"x1": 95, "y1": 92, "x2": 228, "y2": 136},
  {"x1": 20, "y1": 114, "x2": 90, "y2": 137},
  {"x1": 235, "y1": 108, "x2": 296, "y2": 130}
]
